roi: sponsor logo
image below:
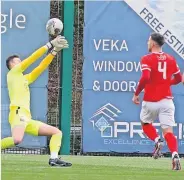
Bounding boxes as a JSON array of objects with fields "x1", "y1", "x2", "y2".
[
  {"x1": 89, "y1": 103, "x2": 184, "y2": 142},
  {"x1": 90, "y1": 103, "x2": 121, "y2": 137}
]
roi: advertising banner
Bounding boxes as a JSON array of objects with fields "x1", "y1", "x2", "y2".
[{"x1": 82, "y1": 1, "x2": 184, "y2": 153}]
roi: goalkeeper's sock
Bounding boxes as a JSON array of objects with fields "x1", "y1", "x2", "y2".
[
  {"x1": 49, "y1": 133, "x2": 62, "y2": 159},
  {"x1": 142, "y1": 123, "x2": 159, "y2": 142},
  {"x1": 1, "y1": 137, "x2": 15, "y2": 150},
  {"x1": 164, "y1": 132, "x2": 178, "y2": 154},
  {"x1": 50, "y1": 152, "x2": 58, "y2": 159}
]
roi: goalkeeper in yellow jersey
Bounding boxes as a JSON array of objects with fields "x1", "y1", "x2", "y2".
[{"x1": 1, "y1": 35, "x2": 72, "y2": 167}]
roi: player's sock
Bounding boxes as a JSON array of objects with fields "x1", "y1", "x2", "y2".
[
  {"x1": 164, "y1": 132, "x2": 178, "y2": 154},
  {"x1": 142, "y1": 123, "x2": 159, "y2": 141},
  {"x1": 1, "y1": 137, "x2": 15, "y2": 149},
  {"x1": 50, "y1": 152, "x2": 58, "y2": 159},
  {"x1": 172, "y1": 151, "x2": 179, "y2": 159},
  {"x1": 49, "y1": 133, "x2": 62, "y2": 159},
  {"x1": 154, "y1": 136, "x2": 160, "y2": 143}
]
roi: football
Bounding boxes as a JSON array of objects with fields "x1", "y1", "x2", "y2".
[{"x1": 46, "y1": 18, "x2": 63, "y2": 37}]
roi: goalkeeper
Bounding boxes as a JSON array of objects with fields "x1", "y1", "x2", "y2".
[{"x1": 1, "y1": 36, "x2": 72, "y2": 167}]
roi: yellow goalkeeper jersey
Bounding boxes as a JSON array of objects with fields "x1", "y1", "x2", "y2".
[
  {"x1": 7, "y1": 64, "x2": 31, "y2": 112},
  {"x1": 7, "y1": 46, "x2": 54, "y2": 112}
]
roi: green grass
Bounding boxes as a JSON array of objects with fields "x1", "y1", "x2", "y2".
[{"x1": 1, "y1": 155, "x2": 184, "y2": 180}]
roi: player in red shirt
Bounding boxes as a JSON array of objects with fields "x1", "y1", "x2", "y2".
[{"x1": 132, "y1": 32, "x2": 182, "y2": 170}]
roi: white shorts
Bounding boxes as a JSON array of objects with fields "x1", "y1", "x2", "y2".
[{"x1": 140, "y1": 99, "x2": 175, "y2": 129}]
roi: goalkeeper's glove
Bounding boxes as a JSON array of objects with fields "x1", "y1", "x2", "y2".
[
  {"x1": 51, "y1": 43, "x2": 69, "y2": 56},
  {"x1": 46, "y1": 35, "x2": 68, "y2": 49}
]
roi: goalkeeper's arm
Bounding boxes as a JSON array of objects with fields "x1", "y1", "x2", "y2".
[
  {"x1": 24, "y1": 36, "x2": 69, "y2": 84},
  {"x1": 24, "y1": 50, "x2": 56, "y2": 84},
  {"x1": 20, "y1": 45, "x2": 49, "y2": 72},
  {"x1": 20, "y1": 36, "x2": 62, "y2": 72}
]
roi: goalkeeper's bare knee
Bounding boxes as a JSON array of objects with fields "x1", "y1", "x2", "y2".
[{"x1": 13, "y1": 136, "x2": 23, "y2": 145}]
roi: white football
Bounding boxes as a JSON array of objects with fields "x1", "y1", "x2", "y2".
[{"x1": 46, "y1": 18, "x2": 63, "y2": 36}]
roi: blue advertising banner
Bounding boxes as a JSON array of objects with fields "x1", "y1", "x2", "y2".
[
  {"x1": 1, "y1": 1, "x2": 50, "y2": 148},
  {"x1": 82, "y1": 1, "x2": 184, "y2": 153}
]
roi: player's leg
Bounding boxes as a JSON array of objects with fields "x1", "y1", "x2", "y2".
[
  {"x1": 159, "y1": 99, "x2": 181, "y2": 170},
  {"x1": 1, "y1": 108, "x2": 27, "y2": 149},
  {"x1": 140, "y1": 101, "x2": 163, "y2": 159},
  {"x1": 25, "y1": 120, "x2": 72, "y2": 167},
  {"x1": 38, "y1": 123, "x2": 62, "y2": 160},
  {"x1": 1, "y1": 137, "x2": 15, "y2": 149},
  {"x1": 162, "y1": 127, "x2": 181, "y2": 170},
  {"x1": 1, "y1": 125, "x2": 26, "y2": 149}
]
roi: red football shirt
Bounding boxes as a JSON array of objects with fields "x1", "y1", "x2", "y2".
[{"x1": 141, "y1": 52, "x2": 180, "y2": 102}]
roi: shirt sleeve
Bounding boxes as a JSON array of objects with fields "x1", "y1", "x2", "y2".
[
  {"x1": 135, "y1": 70, "x2": 151, "y2": 96},
  {"x1": 24, "y1": 53, "x2": 55, "y2": 84},
  {"x1": 20, "y1": 46, "x2": 48, "y2": 72},
  {"x1": 170, "y1": 57, "x2": 181, "y2": 85},
  {"x1": 170, "y1": 73, "x2": 182, "y2": 85},
  {"x1": 135, "y1": 56, "x2": 151, "y2": 96},
  {"x1": 141, "y1": 56, "x2": 151, "y2": 72},
  {"x1": 172, "y1": 58, "x2": 180, "y2": 75}
]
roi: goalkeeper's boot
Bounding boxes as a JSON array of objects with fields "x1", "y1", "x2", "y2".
[
  {"x1": 153, "y1": 139, "x2": 164, "y2": 159},
  {"x1": 172, "y1": 154, "x2": 181, "y2": 171},
  {"x1": 49, "y1": 158, "x2": 72, "y2": 167}
]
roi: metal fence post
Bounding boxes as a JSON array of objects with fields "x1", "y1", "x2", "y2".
[{"x1": 60, "y1": 0, "x2": 74, "y2": 155}]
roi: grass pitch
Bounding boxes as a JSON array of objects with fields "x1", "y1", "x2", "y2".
[{"x1": 1, "y1": 155, "x2": 184, "y2": 180}]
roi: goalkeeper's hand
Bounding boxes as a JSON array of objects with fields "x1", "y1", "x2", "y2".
[
  {"x1": 46, "y1": 35, "x2": 68, "y2": 49},
  {"x1": 51, "y1": 43, "x2": 69, "y2": 56}
]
